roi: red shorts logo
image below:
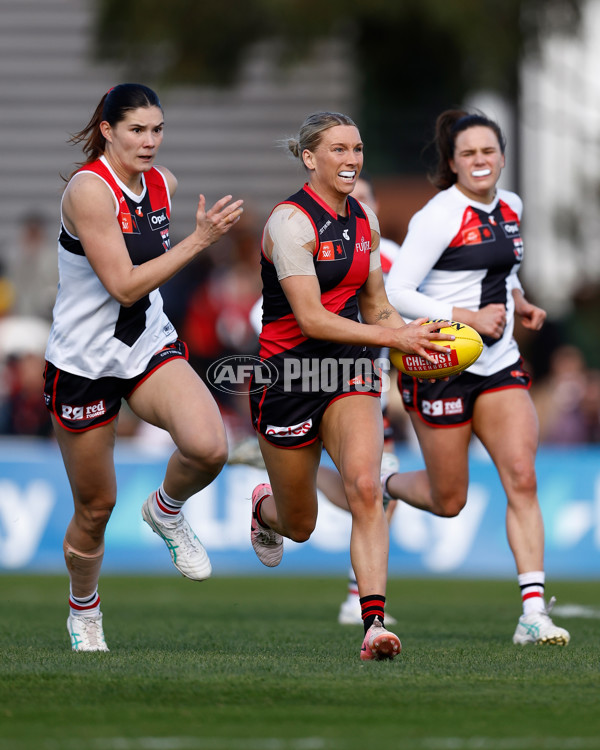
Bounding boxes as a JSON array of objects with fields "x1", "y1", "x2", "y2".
[
  {"x1": 265, "y1": 419, "x2": 312, "y2": 438},
  {"x1": 61, "y1": 400, "x2": 107, "y2": 421},
  {"x1": 422, "y1": 398, "x2": 464, "y2": 417}
]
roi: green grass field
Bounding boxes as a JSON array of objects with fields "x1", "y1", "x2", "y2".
[{"x1": 1, "y1": 575, "x2": 599, "y2": 750}]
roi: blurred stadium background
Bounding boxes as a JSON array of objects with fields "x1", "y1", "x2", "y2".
[{"x1": 0, "y1": 0, "x2": 599, "y2": 578}]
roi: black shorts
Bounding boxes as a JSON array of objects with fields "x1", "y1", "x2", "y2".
[
  {"x1": 43, "y1": 339, "x2": 188, "y2": 432},
  {"x1": 250, "y1": 356, "x2": 383, "y2": 448},
  {"x1": 399, "y1": 358, "x2": 531, "y2": 427}
]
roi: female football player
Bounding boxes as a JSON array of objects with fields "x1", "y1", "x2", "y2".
[
  {"x1": 246, "y1": 111, "x2": 454, "y2": 660},
  {"x1": 44, "y1": 83, "x2": 243, "y2": 651},
  {"x1": 385, "y1": 109, "x2": 570, "y2": 646}
]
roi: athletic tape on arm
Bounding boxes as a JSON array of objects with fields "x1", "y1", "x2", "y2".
[
  {"x1": 361, "y1": 202, "x2": 382, "y2": 273},
  {"x1": 268, "y1": 206, "x2": 317, "y2": 280}
]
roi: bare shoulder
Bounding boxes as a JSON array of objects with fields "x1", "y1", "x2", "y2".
[
  {"x1": 62, "y1": 172, "x2": 117, "y2": 236},
  {"x1": 63, "y1": 171, "x2": 116, "y2": 212},
  {"x1": 155, "y1": 165, "x2": 177, "y2": 195}
]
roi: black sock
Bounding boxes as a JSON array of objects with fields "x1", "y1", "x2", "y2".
[
  {"x1": 253, "y1": 495, "x2": 269, "y2": 529},
  {"x1": 360, "y1": 594, "x2": 386, "y2": 633}
]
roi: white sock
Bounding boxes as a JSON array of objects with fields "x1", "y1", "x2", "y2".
[
  {"x1": 152, "y1": 484, "x2": 185, "y2": 521},
  {"x1": 69, "y1": 587, "x2": 101, "y2": 617},
  {"x1": 518, "y1": 570, "x2": 546, "y2": 615}
]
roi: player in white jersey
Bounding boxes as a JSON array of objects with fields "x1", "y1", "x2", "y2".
[
  {"x1": 384, "y1": 109, "x2": 570, "y2": 646},
  {"x1": 43, "y1": 83, "x2": 244, "y2": 651}
]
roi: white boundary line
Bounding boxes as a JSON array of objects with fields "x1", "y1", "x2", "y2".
[{"x1": 5, "y1": 737, "x2": 600, "y2": 750}]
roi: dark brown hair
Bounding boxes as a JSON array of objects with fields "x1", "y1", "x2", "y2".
[
  {"x1": 66, "y1": 83, "x2": 162, "y2": 178},
  {"x1": 430, "y1": 109, "x2": 506, "y2": 190}
]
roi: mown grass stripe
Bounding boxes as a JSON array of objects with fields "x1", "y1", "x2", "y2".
[{"x1": 1, "y1": 576, "x2": 598, "y2": 750}]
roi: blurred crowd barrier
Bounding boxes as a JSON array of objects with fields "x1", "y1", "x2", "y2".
[
  {"x1": 0, "y1": 439, "x2": 598, "y2": 577},
  {"x1": 1, "y1": 208, "x2": 599, "y2": 578},
  {"x1": 1, "y1": 204, "x2": 599, "y2": 582}
]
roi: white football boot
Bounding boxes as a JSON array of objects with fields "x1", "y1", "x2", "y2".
[
  {"x1": 512, "y1": 597, "x2": 571, "y2": 646},
  {"x1": 141, "y1": 493, "x2": 212, "y2": 581},
  {"x1": 67, "y1": 611, "x2": 109, "y2": 652}
]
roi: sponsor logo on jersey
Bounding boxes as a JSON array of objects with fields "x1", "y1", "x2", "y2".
[
  {"x1": 318, "y1": 219, "x2": 332, "y2": 235},
  {"x1": 343, "y1": 229, "x2": 350, "y2": 240},
  {"x1": 61, "y1": 400, "x2": 107, "y2": 421},
  {"x1": 119, "y1": 212, "x2": 140, "y2": 234},
  {"x1": 512, "y1": 237, "x2": 524, "y2": 261},
  {"x1": 148, "y1": 208, "x2": 169, "y2": 230},
  {"x1": 355, "y1": 236, "x2": 370, "y2": 254},
  {"x1": 135, "y1": 206, "x2": 144, "y2": 217},
  {"x1": 265, "y1": 419, "x2": 312, "y2": 438},
  {"x1": 422, "y1": 397, "x2": 464, "y2": 417},
  {"x1": 501, "y1": 221, "x2": 520, "y2": 237},
  {"x1": 462, "y1": 225, "x2": 495, "y2": 245},
  {"x1": 317, "y1": 240, "x2": 346, "y2": 261}
]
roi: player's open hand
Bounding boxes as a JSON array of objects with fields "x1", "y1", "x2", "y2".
[{"x1": 194, "y1": 194, "x2": 244, "y2": 247}]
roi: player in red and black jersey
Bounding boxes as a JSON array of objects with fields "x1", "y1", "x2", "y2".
[
  {"x1": 44, "y1": 83, "x2": 244, "y2": 651},
  {"x1": 247, "y1": 111, "x2": 454, "y2": 660},
  {"x1": 385, "y1": 109, "x2": 570, "y2": 646}
]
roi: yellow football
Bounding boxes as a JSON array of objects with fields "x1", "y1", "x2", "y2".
[{"x1": 390, "y1": 320, "x2": 483, "y2": 379}]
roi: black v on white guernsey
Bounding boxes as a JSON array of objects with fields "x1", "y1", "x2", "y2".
[
  {"x1": 386, "y1": 185, "x2": 525, "y2": 378},
  {"x1": 45, "y1": 156, "x2": 177, "y2": 379}
]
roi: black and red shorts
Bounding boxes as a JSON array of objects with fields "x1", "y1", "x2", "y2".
[
  {"x1": 250, "y1": 355, "x2": 383, "y2": 448},
  {"x1": 43, "y1": 339, "x2": 188, "y2": 432},
  {"x1": 399, "y1": 357, "x2": 531, "y2": 428}
]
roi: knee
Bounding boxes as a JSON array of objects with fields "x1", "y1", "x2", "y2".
[
  {"x1": 182, "y1": 436, "x2": 228, "y2": 479},
  {"x1": 287, "y1": 523, "x2": 315, "y2": 544},
  {"x1": 279, "y1": 511, "x2": 317, "y2": 543},
  {"x1": 203, "y1": 440, "x2": 228, "y2": 477},
  {"x1": 431, "y1": 488, "x2": 467, "y2": 518},
  {"x1": 507, "y1": 459, "x2": 538, "y2": 498},
  {"x1": 75, "y1": 500, "x2": 115, "y2": 540},
  {"x1": 346, "y1": 473, "x2": 381, "y2": 513}
]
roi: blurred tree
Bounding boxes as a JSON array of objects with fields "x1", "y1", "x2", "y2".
[{"x1": 93, "y1": 0, "x2": 581, "y2": 174}]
